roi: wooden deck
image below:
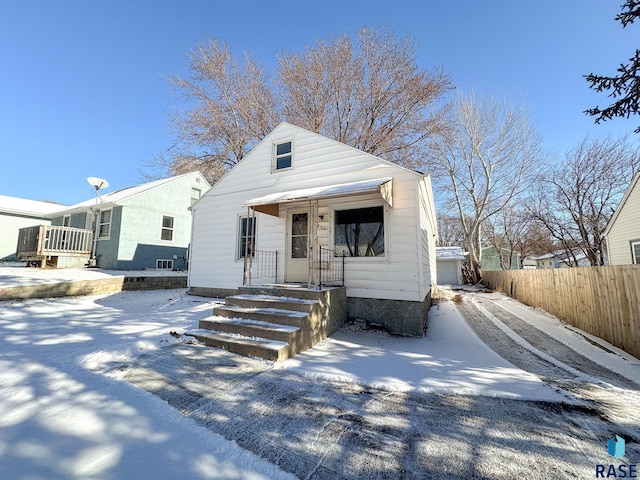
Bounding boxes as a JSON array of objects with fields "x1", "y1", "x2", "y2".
[{"x1": 16, "y1": 224, "x2": 93, "y2": 267}]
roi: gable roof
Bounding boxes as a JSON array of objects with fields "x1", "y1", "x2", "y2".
[
  {"x1": 0, "y1": 195, "x2": 65, "y2": 217},
  {"x1": 604, "y1": 170, "x2": 640, "y2": 237},
  {"x1": 47, "y1": 172, "x2": 208, "y2": 217},
  {"x1": 210, "y1": 122, "x2": 426, "y2": 193}
]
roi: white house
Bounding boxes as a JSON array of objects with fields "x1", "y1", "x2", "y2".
[
  {"x1": 604, "y1": 171, "x2": 640, "y2": 265},
  {"x1": 0, "y1": 195, "x2": 62, "y2": 262},
  {"x1": 436, "y1": 246, "x2": 465, "y2": 285},
  {"x1": 188, "y1": 123, "x2": 438, "y2": 336}
]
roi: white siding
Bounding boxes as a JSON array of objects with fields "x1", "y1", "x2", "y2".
[
  {"x1": 418, "y1": 177, "x2": 438, "y2": 298},
  {"x1": 189, "y1": 123, "x2": 431, "y2": 302},
  {"x1": 0, "y1": 213, "x2": 50, "y2": 261},
  {"x1": 608, "y1": 175, "x2": 640, "y2": 265}
]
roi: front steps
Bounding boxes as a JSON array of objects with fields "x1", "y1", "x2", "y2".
[{"x1": 187, "y1": 285, "x2": 347, "y2": 362}]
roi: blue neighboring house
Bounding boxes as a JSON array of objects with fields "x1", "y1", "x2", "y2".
[{"x1": 47, "y1": 172, "x2": 209, "y2": 270}]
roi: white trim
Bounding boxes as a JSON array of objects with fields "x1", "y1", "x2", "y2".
[
  {"x1": 160, "y1": 214, "x2": 175, "y2": 242},
  {"x1": 272, "y1": 138, "x2": 294, "y2": 172},
  {"x1": 329, "y1": 199, "x2": 388, "y2": 261},
  {"x1": 631, "y1": 239, "x2": 640, "y2": 264},
  {"x1": 236, "y1": 214, "x2": 257, "y2": 260},
  {"x1": 98, "y1": 208, "x2": 112, "y2": 240},
  {"x1": 156, "y1": 259, "x2": 174, "y2": 270},
  {"x1": 604, "y1": 171, "x2": 640, "y2": 237}
]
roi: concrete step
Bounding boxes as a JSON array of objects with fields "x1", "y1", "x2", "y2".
[
  {"x1": 186, "y1": 329, "x2": 290, "y2": 362},
  {"x1": 226, "y1": 293, "x2": 318, "y2": 313},
  {"x1": 213, "y1": 305, "x2": 308, "y2": 326},
  {"x1": 199, "y1": 315, "x2": 300, "y2": 343}
]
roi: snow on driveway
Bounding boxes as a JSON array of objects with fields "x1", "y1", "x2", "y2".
[{"x1": 277, "y1": 299, "x2": 566, "y2": 401}]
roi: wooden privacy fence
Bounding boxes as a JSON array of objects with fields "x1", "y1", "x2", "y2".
[{"x1": 482, "y1": 265, "x2": 640, "y2": 359}]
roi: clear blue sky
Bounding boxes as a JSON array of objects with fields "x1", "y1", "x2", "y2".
[{"x1": 0, "y1": 0, "x2": 636, "y2": 205}]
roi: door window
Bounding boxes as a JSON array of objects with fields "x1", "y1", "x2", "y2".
[{"x1": 291, "y1": 213, "x2": 308, "y2": 258}]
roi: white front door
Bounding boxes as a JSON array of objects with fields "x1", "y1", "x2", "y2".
[{"x1": 285, "y1": 209, "x2": 309, "y2": 282}]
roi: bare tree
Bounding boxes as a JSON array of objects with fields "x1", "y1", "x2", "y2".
[
  {"x1": 529, "y1": 135, "x2": 639, "y2": 266},
  {"x1": 166, "y1": 39, "x2": 278, "y2": 181},
  {"x1": 429, "y1": 91, "x2": 544, "y2": 283},
  {"x1": 484, "y1": 202, "x2": 555, "y2": 269},
  {"x1": 161, "y1": 28, "x2": 452, "y2": 183},
  {"x1": 436, "y1": 214, "x2": 467, "y2": 247},
  {"x1": 278, "y1": 28, "x2": 452, "y2": 170}
]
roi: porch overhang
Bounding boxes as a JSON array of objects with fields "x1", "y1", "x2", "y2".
[{"x1": 242, "y1": 177, "x2": 393, "y2": 216}]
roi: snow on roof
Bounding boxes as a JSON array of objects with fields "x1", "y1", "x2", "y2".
[
  {"x1": 0, "y1": 195, "x2": 66, "y2": 216},
  {"x1": 49, "y1": 173, "x2": 201, "y2": 216},
  {"x1": 243, "y1": 177, "x2": 393, "y2": 208},
  {"x1": 436, "y1": 246, "x2": 466, "y2": 260}
]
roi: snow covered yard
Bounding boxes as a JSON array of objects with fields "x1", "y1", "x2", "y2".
[
  {"x1": 0, "y1": 267, "x2": 639, "y2": 478},
  {"x1": 0, "y1": 289, "x2": 294, "y2": 479}
]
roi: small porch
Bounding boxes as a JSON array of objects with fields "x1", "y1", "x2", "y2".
[
  {"x1": 16, "y1": 224, "x2": 94, "y2": 268},
  {"x1": 240, "y1": 177, "x2": 392, "y2": 289}
]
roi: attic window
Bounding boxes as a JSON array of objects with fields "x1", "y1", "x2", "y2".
[{"x1": 274, "y1": 141, "x2": 292, "y2": 170}]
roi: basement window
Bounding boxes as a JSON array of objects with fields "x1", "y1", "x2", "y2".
[{"x1": 156, "y1": 259, "x2": 173, "y2": 270}]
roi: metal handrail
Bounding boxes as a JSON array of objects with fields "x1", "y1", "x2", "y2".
[{"x1": 317, "y1": 247, "x2": 345, "y2": 289}]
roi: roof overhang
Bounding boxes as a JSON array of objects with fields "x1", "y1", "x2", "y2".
[{"x1": 242, "y1": 178, "x2": 393, "y2": 216}]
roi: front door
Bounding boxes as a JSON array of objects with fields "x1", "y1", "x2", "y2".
[{"x1": 285, "y1": 209, "x2": 309, "y2": 282}]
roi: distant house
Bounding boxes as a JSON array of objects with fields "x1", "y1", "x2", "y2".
[
  {"x1": 189, "y1": 123, "x2": 438, "y2": 336},
  {"x1": 0, "y1": 195, "x2": 62, "y2": 262},
  {"x1": 530, "y1": 249, "x2": 590, "y2": 269},
  {"x1": 481, "y1": 246, "x2": 521, "y2": 271},
  {"x1": 436, "y1": 246, "x2": 465, "y2": 284},
  {"x1": 47, "y1": 172, "x2": 209, "y2": 270},
  {"x1": 604, "y1": 171, "x2": 640, "y2": 265}
]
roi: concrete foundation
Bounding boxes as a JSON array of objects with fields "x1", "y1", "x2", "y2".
[{"x1": 347, "y1": 293, "x2": 431, "y2": 336}]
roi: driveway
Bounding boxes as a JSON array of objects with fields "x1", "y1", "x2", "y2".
[{"x1": 121, "y1": 289, "x2": 640, "y2": 479}]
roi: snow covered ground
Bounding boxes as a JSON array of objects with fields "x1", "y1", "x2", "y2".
[
  {"x1": 0, "y1": 267, "x2": 638, "y2": 478},
  {"x1": 0, "y1": 265, "x2": 186, "y2": 288}
]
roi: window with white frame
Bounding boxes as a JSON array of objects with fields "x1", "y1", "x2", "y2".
[
  {"x1": 156, "y1": 259, "x2": 173, "y2": 269},
  {"x1": 632, "y1": 240, "x2": 640, "y2": 264},
  {"x1": 238, "y1": 216, "x2": 256, "y2": 258},
  {"x1": 98, "y1": 209, "x2": 111, "y2": 238},
  {"x1": 161, "y1": 215, "x2": 174, "y2": 241},
  {"x1": 191, "y1": 188, "x2": 201, "y2": 206},
  {"x1": 334, "y1": 206, "x2": 385, "y2": 257},
  {"x1": 273, "y1": 140, "x2": 292, "y2": 170}
]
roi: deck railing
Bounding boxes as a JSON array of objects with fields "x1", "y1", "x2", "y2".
[
  {"x1": 17, "y1": 225, "x2": 94, "y2": 258},
  {"x1": 315, "y1": 247, "x2": 345, "y2": 289}
]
